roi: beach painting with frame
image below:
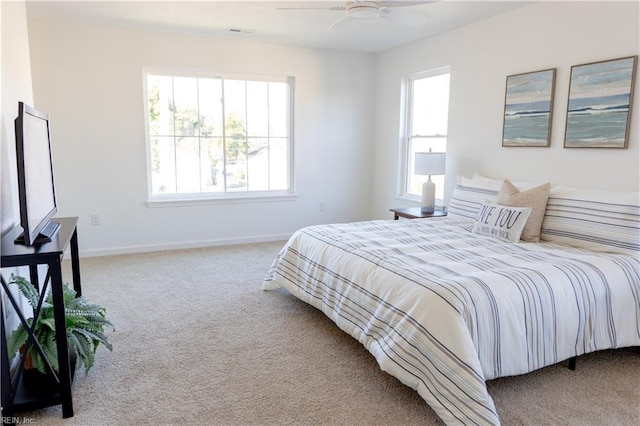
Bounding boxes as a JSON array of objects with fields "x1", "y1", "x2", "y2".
[
  {"x1": 564, "y1": 56, "x2": 637, "y2": 148},
  {"x1": 502, "y1": 68, "x2": 556, "y2": 147}
]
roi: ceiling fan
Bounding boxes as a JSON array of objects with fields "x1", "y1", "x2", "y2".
[{"x1": 277, "y1": 1, "x2": 432, "y2": 30}]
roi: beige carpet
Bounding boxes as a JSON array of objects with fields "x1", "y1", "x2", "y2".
[{"x1": 16, "y1": 241, "x2": 640, "y2": 425}]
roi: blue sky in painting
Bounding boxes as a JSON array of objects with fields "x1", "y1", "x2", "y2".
[
  {"x1": 505, "y1": 69, "x2": 555, "y2": 105},
  {"x1": 569, "y1": 56, "x2": 635, "y2": 99}
]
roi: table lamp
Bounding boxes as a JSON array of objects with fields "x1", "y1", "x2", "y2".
[{"x1": 415, "y1": 151, "x2": 446, "y2": 213}]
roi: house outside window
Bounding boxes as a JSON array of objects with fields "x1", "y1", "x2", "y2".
[
  {"x1": 144, "y1": 70, "x2": 294, "y2": 202},
  {"x1": 401, "y1": 67, "x2": 450, "y2": 202}
]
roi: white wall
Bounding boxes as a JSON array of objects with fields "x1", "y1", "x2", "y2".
[
  {"x1": 372, "y1": 1, "x2": 640, "y2": 219},
  {"x1": 23, "y1": 1, "x2": 640, "y2": 254},
  {"x1": 26, "y1": 19, "x2": 375, "y2": 256},
  {"x1": 1, "y1": 0, "x2": 35, "y2": 337},
  {"x1": 1, "y1": 0, "x2": 34, "y2": 235}
]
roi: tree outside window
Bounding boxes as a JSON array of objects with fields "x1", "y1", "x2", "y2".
[{"x1": 145, "y1": 72, "x2": 292, "y2": 198}]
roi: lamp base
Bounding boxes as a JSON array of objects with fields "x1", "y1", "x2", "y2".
[{"x1": 421, "y1": 180, "x2": 436, "y2": 214}]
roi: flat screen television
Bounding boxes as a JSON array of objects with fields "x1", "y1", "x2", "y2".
[{"x1": 14, "y1": 101, "x2": 60, "y2": 246}]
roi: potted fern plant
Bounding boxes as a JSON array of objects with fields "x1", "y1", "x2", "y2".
[{"x1": 6, "y1": 274, "x2": 114, "y2": 377}]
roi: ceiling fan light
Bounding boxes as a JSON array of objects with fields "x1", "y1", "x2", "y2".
[{"x1": 347, "y1": 4, "x2": 380, "y2": 20}]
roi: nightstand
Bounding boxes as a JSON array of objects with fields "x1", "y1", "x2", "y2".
[{"x1": 390, "y1": 207, "x2": 447, "y2": 220}]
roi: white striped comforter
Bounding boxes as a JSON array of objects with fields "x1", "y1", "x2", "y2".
[{"x1": 262, "y1": 217, "x2": 640, "y2": 425}]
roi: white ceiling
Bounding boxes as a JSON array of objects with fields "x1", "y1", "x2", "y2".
[{"x1": 25, "y1": 0, "x2": 530, "y2": 53}]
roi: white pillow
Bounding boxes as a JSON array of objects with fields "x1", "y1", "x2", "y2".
[
  {"x1": 466, "y1": 172, "x2": 544, "y2": 191},
  {"x1": 449, "y1": 173, "x2": 548, "y2": 223},
  {"x1": 541, "y1": 186, "x2": 640, "y2": 255},
  {"x1": 447, "y1": 176, "x2": 500, "y2": 222},
  {"x1": 465, "y1": 173, "x2": 504, "y2": 190},
  {"x1": 472, "y1": 202, "x2": 532, "y2": 243}
]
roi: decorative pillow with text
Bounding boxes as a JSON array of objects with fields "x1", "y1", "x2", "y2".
[{"x1": 472, "y1": 202, "x2": 532, "y2": 243}]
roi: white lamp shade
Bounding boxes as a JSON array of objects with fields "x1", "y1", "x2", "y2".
[{"x1": 415, "y1": 152, "x2": 446, "y2": 176}]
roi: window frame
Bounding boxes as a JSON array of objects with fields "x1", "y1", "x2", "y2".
[
  {"x1": 398, "y1": 66, "x2": 450, "y2": 203},
  {"x1": 142, "y1": 68, "x2": 296, "y2": 207}
]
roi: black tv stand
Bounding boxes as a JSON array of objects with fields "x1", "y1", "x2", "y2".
[
  {"x1": 13, "y1": 220, "x2": 61, "y2": 245},
  {"x1": 1, "y1": 217, "x2": 81, "y2": 419}
]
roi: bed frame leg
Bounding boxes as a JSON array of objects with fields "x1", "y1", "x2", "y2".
[{"x1": 567, "y1": 356, "x2": 577, "y2": 370}]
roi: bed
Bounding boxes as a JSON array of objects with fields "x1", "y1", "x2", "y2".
[{"x1": 262, "y1": 176, "x2": 640, "y2": 425}]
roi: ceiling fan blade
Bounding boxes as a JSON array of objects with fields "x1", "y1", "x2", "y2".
[
  {"x1": 379, "y1": 0, "x2": 433, "y2": 7},
  {"x1": 276, "y1": 1, "x2": 345, "y2": 11},
  {"x1": 277, "y1": 6, "x2": 345, "y2": 11},
  {"x1": 328, "y1": 15, "x2": 352, "y2": 30},
  {"x1": 379, "y1": 7, "x2": 428, "y2": 26}
]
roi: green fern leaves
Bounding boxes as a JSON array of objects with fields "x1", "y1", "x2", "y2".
[{"x1": 6, "y1": 274, "x2": 114, "y2": 376}]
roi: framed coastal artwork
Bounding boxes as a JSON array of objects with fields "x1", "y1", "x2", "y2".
[
  {"x1": 564, "y1": 55, "x2": 637, "y2": 148},
  {"x1": 502, "y1": 68, "x2": 556, "y2": 147}
]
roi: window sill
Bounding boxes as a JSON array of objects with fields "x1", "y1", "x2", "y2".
[{"x1": 146, "y1": 192, "x2": 298, "y2": 208}]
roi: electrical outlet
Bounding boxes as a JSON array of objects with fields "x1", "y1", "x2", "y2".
[
  {"x1": 90, "y1": 214, "x2": 101, "y2": 226},
  {"x1": 319, "y1": 201, "x2": 326, "y2": 212}
]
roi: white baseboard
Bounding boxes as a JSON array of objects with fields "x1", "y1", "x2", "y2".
[{"x1": 76, "y1": 233, "x2": 292, "y2": 258}]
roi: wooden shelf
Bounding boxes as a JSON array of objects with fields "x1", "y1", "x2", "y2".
[
  {"x1": 10, "y1": 350, "x2": 77, "y2": 414},
  {"x1": 390, "y1": 207, "x2": 447, "y2": 220},
  {"x1": 1, "y1": 217, "x2": 82, "y2": 419}
]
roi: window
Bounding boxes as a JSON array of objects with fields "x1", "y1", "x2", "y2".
[
  {"x1": 144, "y1": 71, "x2": 294, "y2": 201},
  {"x1": 401, "y1": 67, "x2": 450, "y2": 201}
]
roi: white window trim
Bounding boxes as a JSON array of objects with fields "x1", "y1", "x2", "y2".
[
  {"x1": 142, "y1": 67, "x2": 296, "y2": 206},
  {"x1": 397, "y1": 66, "x2": 450, "y2": 204},
  {"x1": 145, "y1": 192, "x2": 298, "y2": 208}
]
